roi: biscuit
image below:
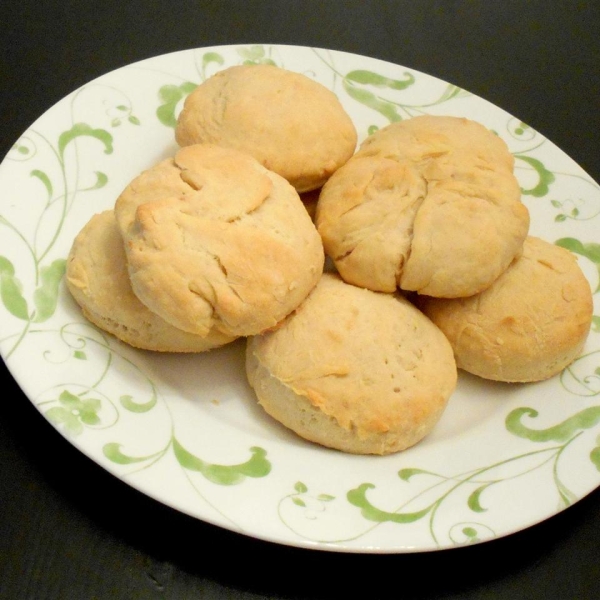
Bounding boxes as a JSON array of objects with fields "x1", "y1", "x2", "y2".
[
  {"x1": 114, "y1": 144, "x2": 324, "y2": 338},
  {"x1": 175, "y1": 64, "x2": 357, "y2": 193},
  {"x1": 417, "y1": 237, "x2": 593, "y2": 382},
  {"x1": 316, "y1": 115, "x2": 530, "y2": 298},
  {"x1": 66, "y1": 210, "x2": 236, "y2": 352},
  {"x1": 246, "y1": 273, "x2": 457, "y2": 455}
]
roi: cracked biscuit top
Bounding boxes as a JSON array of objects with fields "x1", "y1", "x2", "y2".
[
  {"x1": 114, "y1": 144, "x2": 324, "y2": 337},
  {"x1": 315, "y1": 115, "x2": 530, "y2": 298},
  {"x1": 66, "y1": 210, "x2": 236, "y2": 352},
  {"x1": 246, "y1": 273, "x2": 457, "y2": 455},
  {"x1": 174, "y1": 64, "x2": 358, "y2": 193}
]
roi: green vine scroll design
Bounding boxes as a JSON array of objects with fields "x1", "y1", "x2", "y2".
[
  {"x1": 350, "y1": 437, "x2": 577, "y2": 545},
  {"x1": 516, "y1": 158, "x2": 600, "y2": 222},
  {"x1": 346, "y1": 407, "x2": 600, "y2": 546},
  {"x1": 560, "y1": 350, "x2": 600, "y2": 397},
  {"x1": 103, "y1": 431, "x2": 270, "y2": 529},
  {"x1": 312, "y1": 47, "x2": 471, "y2": 135},
  {"x1": 277, "y1": 439, "x2": 578, "y2": 547},
  {"x1": 156, "y1": 45, "x2": 281, "y2": 129},
  {"x1": 1, "y1": 120, "x2": 112, "y2": 359},
  {"x1": 276, "y1": 403, "x2": 600, "y2": 548},
  {"x1": 505, "y1": 117, "x2": 554, "y2": 198},
  {"x1": 28, "y1": 322, "x2": 272, "y2": 526},
  {"x1": 506, "y1": 406, "x2": 600, "y2": 490},
  {"x1": 0, "y1": 85, "x2": 141, "y2": 360},
  {"x1": 156, "y1": 82, "x2": 198, "y2": 128},
  {"x1": 33, "y1": 323, "x2": 158, "y2": 433},
  {"x1": 514, "y1": 153, "x2": 556, "y2": 198},
  {"x1": 156, "y1": 45, "x2": 468, "y2": 135},
  {"x1": 549, "y1": 177, "x2": 600, "y2": 223},
  {"x1": 106, "y1": 438, "x2": 270, "y2": 530},
  {"x1": 105, "y1": 439, "x2": 270, "y2": 486},
  {"x1": 507, "y1": 119, "x2": 600, "y2": 219}
]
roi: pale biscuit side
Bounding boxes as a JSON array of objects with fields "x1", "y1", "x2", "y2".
[
  {"x1": 246, "y1": 273, "x2": 457, "y2": 455},
  {"x1": 417, "y1": 236, "x2": 593, "y2": 382}
]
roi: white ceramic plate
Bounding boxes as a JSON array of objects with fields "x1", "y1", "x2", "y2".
[{"x1": 1, "y1": 44, "x2": 599, "y2": 553}]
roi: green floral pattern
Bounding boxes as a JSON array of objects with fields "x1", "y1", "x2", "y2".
[{"x1": 0, "y1": 44, "x2": 599, "y2": 552}]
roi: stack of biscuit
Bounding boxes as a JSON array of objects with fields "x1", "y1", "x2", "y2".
[
  {"x1": 67, "y1": 64, "x2": 593, "y2": 455},
  {"x1": 314, "y1": 115, "x2": 592, "y2": 384},
  {"x1": 67, "y1": 142, "x2": 326, "y2": 350}
]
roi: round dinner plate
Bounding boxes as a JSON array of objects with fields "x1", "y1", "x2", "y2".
[{"x1": 1, "y1": 44, "x2": 599, "y2": 554}]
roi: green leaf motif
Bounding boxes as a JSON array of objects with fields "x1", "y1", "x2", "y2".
[
  {"x1": 347, "y1": 483, "x2": 431, "y2": 524},
  {"x1": 506, "y1": 406, "x2": 600, "y2": 442},
  {"x1": 232, "y1": 446, "x2": 271, "y2": 478},
  {"x1": 84, "y1": 171, "x2": 108, "y2": 191},
  {"x1": 33, "y1": 259, "x2": 66, "y2": 323},
  {"x1": 102, "y1": 442, "x2": 155, "y2": 465},
  {"x1": 73, "y1": 350, "x2": 87, "y2": 360},
  {"x1": 398, "y1": 467, "x2": 435, "y2": 481},
  {"x1": 592, "y1": 316, "x2": 600, "y2": 333},
  {"x1": 590, "y1": 445, "x2": 600, "y2": 472},
  {"x1": 556, "y1": 237, "x2": 600, "y2": 263},
  {"x1": 292, "y1": 497, "x2": 306, "y2": 507},
  {"x1": 317, "y1": 494, "x2": 335, "y2": 502},
  {"x1": 514, "y1": 154, "x2": 555, "y2": 197},
  {"x1": 342, "y1": 79, "x2": 403, "y2": 123},
  {"x1": 237, "y1": 45, "x2": 266, "y2": 62},
  {"x1": 345, "y1": 69, "x2": 415, "y2": 91},
  {"x1": 435, "y1": 83, "x2": 471, "y2": 103},
  {"x1": 557, "y1": 479, "x2": 578, "y2": 507},
  {"x1": 341, "y1": 69, "x2": 415, "y2": 123},
  {"x1": 30, "y1": 169, "x2": 53, "y2": 199},
  {"x1": 0, "y1": 256, "x2": 29, "y2": 320},
  {"x1": 120, "y1": 393, "x2": 157, "y2": 413},
  {"x1": 203, "y1": 51, "x2": 225, "y2": 70},
  {"x1": 13, "y1": 143, "x2": 30, "y2": 155},
  {"x1": 236, "y1": 46, "x2": 275, "y2": 66},
  {"x1": 294, "y1": 481, "x2": 308, "y2": 494},
  {"x1": 58, "y1": 123, "x2": 113, "y2": 160},
  {"x1": 467, "y1": 483, "x2": 495, "y2": 513},
  {"x1": 173, "y1": 439, "x2": 271, "y2": 485},
  {"x1": 156, "y1": 82, "x2": 198, "y2": 128}
]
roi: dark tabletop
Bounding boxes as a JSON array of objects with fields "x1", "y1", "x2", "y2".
[{"x1": 1, "y1": 1, "x2": 599, "y2": 598}]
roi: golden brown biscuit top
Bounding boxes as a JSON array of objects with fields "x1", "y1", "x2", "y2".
[
  {"x1": 417, "y1": 236, "x2": 593, "y2": 381},
  {"x1": 66, "y1": 210, "x2": 236, "y2": 352},
  {"x1": 250, "y1": 273, "x2": 457, "y2": 436},
  {"x1": 115, "y1": 144, "x2": 324, "y2": 338},
  {"x1": 175, "y1": 64, "x2": 358, "y2": 192},
  {"x1": 316, "y1": 115, "x2": 529, "y2": 298}
]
